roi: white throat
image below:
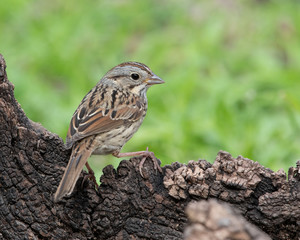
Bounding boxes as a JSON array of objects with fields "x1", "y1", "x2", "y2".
[{"x1": 131, "y1": 84, "x2": 148, "y2": 98}]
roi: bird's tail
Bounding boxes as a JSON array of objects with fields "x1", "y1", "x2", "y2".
[{"x1": 53, "y1": 138, "x2": 95, "y2": 203}]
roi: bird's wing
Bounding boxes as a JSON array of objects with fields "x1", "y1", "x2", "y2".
[{"x1": 65, "y1": 87, "x2": 145, "y2": 149}]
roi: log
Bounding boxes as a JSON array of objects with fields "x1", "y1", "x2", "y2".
[{"x1": 0, "y1": 54, "x2": 299, "y2": 240}]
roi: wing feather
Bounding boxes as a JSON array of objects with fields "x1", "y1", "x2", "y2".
[{"x1": 65, "y1": 87, "x2": 145, "y2": 149}]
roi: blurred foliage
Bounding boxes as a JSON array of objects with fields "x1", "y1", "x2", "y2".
[{"x1": 1, "y1": 0, "x2": 300, "y2": 177}]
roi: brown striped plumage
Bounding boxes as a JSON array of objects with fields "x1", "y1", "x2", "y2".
[{"x1": 54, "y1": 62, "x2": 164, "y2": 202}]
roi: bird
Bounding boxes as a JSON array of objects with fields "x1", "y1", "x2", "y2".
[{"x1": 53, "y1": 62, "x2": 164, "y2": 202}]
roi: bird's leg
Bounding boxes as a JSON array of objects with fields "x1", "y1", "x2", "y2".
[
  {"x1": 82, "y1": 162, "x2": 99, "y2": 188},
  {"x1": 112, "y1": 147, "x2": 162, "y2": 177}
]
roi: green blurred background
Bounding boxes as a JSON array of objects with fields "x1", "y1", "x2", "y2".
[{"x1": 1, "y1": 0, "x2": 300, "y2": 180}]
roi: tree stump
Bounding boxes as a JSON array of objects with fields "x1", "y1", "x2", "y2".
[{"x1": 0, "y1": 54, "x2": 299, "y2": 240}]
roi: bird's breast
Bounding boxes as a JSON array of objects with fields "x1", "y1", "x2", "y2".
[{"x1": 91, "y1": 117, "x2": 145, "y2": 155}]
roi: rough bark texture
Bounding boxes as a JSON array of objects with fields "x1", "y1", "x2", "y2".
[{"x1": 0, "y1": 54, "x2": 299, "y2": 240}]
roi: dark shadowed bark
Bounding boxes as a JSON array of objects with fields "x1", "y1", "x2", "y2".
[{"x1": 0, "y1": 54, "x2": 299, "y2": 240}]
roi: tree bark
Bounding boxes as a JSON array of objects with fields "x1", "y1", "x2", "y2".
[{"x1": 0, "y1": 54, "x2": 299, "y2": 240}]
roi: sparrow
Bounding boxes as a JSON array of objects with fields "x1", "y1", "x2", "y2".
[{"x1": 54, "y1": 62, "x2": 164, "y2": 202}]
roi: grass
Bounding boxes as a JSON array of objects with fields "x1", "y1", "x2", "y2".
[{"x1": 1, "y1": 0, "x2": 300, "y2": 176}]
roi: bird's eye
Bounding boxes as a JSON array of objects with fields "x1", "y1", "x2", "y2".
[{"x1": 131, "y1": 73, "x2": 140, "y2": 80}]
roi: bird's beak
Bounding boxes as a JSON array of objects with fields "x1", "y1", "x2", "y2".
[{"x1": 145, "y1": 74, "x2": 165, "y2": 85}]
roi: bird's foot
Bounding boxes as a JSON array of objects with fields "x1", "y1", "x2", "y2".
[
  {"x1": 82, "y1": 162, "x2": 99, "y2": 188},
  {"x1": 113, "y1": 147, "x2": 162, "y2": 178}
]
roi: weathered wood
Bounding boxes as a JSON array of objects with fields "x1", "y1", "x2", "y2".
[
  {"x1": 184, "y1": 200, "x2": 271, "y2": 240},
  {"x1": 0, "y1": 54, "x2": 299, "y2": 240}
]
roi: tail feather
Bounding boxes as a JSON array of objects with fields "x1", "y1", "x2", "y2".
[{"x1": 54, "y1": 139, "x2": 94, "y2": 202}]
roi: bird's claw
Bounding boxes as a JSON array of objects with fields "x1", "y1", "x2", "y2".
[{"x1": 138, "y1": 148, "x2": 162, "y2": 178}]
